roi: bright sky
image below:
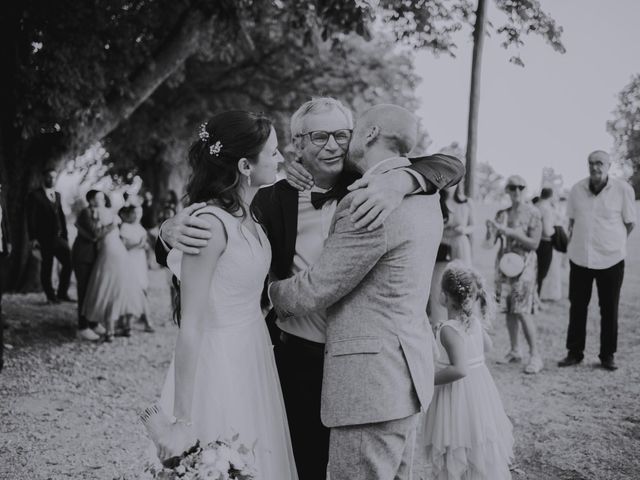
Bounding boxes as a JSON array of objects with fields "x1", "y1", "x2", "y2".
[{"x1": 414, "y1": 0, "x2": 640, "y2": 191}]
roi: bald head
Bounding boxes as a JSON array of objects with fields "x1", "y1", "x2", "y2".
[{"x1": 347, "y1": 104, "x2": 419, "y2": 171}]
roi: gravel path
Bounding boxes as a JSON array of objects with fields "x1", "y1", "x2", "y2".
[{"x1": 1, "y1": 246, "x2": 639, "y2": 479}]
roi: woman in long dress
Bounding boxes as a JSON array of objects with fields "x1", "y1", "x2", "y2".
[
  {"x1": 429, "y1": 185, "x2": 474, "y2": 324},
  {"x1": 82, "y1": 192, "x2": 146, "y2": 340},
  {"x1": 156, "y1": 111, "x2": 297, "y2": 479}
]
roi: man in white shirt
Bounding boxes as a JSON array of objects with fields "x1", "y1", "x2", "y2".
[{"x1": 558, "y1": 150, "x2": 636, "y2": 371}]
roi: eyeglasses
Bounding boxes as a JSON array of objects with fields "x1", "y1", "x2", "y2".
[
  {"x1": 506, "y1": 185, "x2": 526, "y2": 192},
  {"x1": 298, "y1": 129, "x2": 352, "y2": 147}
]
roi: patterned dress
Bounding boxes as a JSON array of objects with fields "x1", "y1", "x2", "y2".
[{"x1": 493, "y1": 203, "x2": 542, "y2": 315}]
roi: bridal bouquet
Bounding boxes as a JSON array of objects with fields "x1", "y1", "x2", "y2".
[{"x1": 145, "y1": 436, "x2": 257, "y2": 480}]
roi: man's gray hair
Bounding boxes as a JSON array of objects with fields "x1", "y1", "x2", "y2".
[{"x1": 290, "y1": 97, "x2": 353, "y2": 138}]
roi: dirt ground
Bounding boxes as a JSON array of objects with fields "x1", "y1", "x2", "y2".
[{"x1": 1, "y1": 206, "x2": 639, "y2": 480}]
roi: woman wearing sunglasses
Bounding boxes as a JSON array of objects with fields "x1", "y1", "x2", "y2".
[{"x1": 486, "y1": 175, "x2": 543, "y2": 374}]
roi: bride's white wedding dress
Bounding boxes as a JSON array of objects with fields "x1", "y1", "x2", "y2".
[{"x1": 160, "y1": 206, "x2": 297, "y2": 479}]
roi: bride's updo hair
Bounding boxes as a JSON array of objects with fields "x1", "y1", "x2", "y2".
[{"x1": 186, "y1": 110, "x2": 272, "y2": 216}]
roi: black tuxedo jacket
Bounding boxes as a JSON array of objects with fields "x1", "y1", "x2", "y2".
[
  {"x1": 27, "y1": 188, "x2": 68, "y2": 245},
  {"x1": 155, "y1": 154, "x2": 464, "y2": 272}
]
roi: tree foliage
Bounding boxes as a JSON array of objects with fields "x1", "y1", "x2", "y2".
[{"x1": 608, "y1": 74, "x2": 640, "y2": 198}]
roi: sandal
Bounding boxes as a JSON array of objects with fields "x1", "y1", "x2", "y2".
[
  {"x1": 496, "y1": 351, "x2": 522, "y2": 364},
  {"x1": 524, "y1": 356, "x2": 543, "y2": 374}
]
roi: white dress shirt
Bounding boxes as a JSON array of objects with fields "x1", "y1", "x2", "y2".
[
  {"x1": 567, "y1": 177, "x2": 636, "y2": 269},
  {"x1": 276, "y1": 186, "x2": 336, "y2": 343}
]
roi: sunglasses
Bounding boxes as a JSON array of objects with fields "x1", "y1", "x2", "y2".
[
  {"x1": 506, "y1": 185, "x2": 525, "y2": 192},
  {"x1": 298, "y1": 129, "x2": 352, "y2": 147}
]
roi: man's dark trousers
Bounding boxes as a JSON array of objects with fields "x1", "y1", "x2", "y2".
[
  {"x1": 567, "y1": 260, "x2": 625, "y2": 360},
  {"x1": 274, "y1": 329, "x2": 330, "y2": 480},
  {"x1": 40, "y1": 236, "x2": 72, "y2": 300}
]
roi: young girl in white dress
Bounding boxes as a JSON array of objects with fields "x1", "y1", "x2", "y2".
[
  {"x1": 422, "y1": 261, "x2": 514, "y2": 479},
  {"x1": 119, "y1": 205, "x2": 154, "y2": 332},
  {"x1": 154, "y1": 111, "x2": 297, "y2": 479}
]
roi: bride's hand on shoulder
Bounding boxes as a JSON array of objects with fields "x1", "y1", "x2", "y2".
[
  {"x1": 156, "y1": 420, "x2": 195, "y2": 461},
  {"x1": 160, "y1": 202, "x2": 211, "y2": 255},
  {"x1": 284, "y1": 157, "x2": 314, "y2": 191}
]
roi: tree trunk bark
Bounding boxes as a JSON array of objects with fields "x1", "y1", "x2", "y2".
[
  {"x1": 64, "y1": 9, "x2": 212, "y2": 162},
  {"x1": 465, "y1": 0, "x2": 488, "y2": 199}
]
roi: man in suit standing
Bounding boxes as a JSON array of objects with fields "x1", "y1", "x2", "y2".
[
  {"x1": 72, "y1": 190, "x2": 110, "y2": 341},
  {"x1": 0, "y1": 181, "x2": 11, "y2": 372},
  {"x1": 270, "y1": 104, "x2": 443, "y2": 480},
  {"x1": 27, "y1": 168, "x2": 72, "y2": 304},
  {"x1": 155, "y1": 98, "x2": 463, "y2": 480}
]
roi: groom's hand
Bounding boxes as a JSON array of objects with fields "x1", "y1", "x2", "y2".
[
  {"x1": 160, "y1": 202, "x2": 211, "y2": 254},
  {"x1": 347, "y1": 170, "x2": 415, "y2": 230}
]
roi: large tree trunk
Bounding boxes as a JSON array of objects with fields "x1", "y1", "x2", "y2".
[
  {"x1": 465, "y1": 0, "x2": 488, "y2": 199},
  {"x1": 64, "y1": 9, "x2": 213, "y2": 161}
]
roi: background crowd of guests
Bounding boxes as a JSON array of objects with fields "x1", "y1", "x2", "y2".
[
  {"x1": 19, "y1": 168, "x2": 185, "y2": 343},
  {"x1": 429, "y1": 150, "x2": 636, "y2": 374}
]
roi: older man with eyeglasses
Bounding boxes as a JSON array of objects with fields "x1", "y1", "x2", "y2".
[
  {"x1": 558, "y1": 150, "x2": 636, "y2": 371},
  {"x1": 155, "y1": 97, "x2": 465, "y2": 479}
]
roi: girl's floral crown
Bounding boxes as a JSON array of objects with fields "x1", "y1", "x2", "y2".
[{"x1": 199, "y1": 122, "x2": 223, "y2": 157}]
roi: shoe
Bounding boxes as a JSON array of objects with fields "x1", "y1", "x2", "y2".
[
  {"x1": 496, "y1": 351, "x2": 522, "y2": 364},
  {"x1": 77, "y1": 328, "x2": 100, "y2": 342},
  {"x1": 524, "y1": 356, "x2": 543, "y2": 374},
  {"x1": 103, "y1": 333, "x2": 113, "y2": 343},
  {"x1": 558, "y1": 355, "x2": 582, "y2": 367},
  {"x1": 57, "y1": 294, "x2": 75, "y2": 302},
  {"x1": 144, "y1": 324, "x2": 155, "y2": 333},
  {"x1": 122, "y1": 328, "x2": 131, "y2": 338},
  {"x1": 92, "y1": 324, "x2": 106, "y2": 336},
  {"x1": 600, "y1": 356, "x2": 618, "y2": 371},
  {"x1": 47, "y1": 296, "x2": 60, "y2": 305}
]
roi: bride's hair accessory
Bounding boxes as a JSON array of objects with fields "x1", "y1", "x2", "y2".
[
  {"x1": 198, "y1": 122, "x2": 209, "y2": 141},
  {"x1": 209, "y1": 141, "x2": 223, "y2": 157}
]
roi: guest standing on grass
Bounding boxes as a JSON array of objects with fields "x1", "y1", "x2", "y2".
[
  {"x1": 26, "y1": 168, "x2": 73, "y2": 304},
  {"x1": 535, "y1": 187, "x2": 556, "y2": 295},
  {"x1": 558, "y1": 151, "x2": 636, "y2": 371},
  {"x1": 72, "y1": 190, "x2": 112, "y2": 342},
  {"x1": 487, "y1": 175, "x2": 543, "y2": 374}
]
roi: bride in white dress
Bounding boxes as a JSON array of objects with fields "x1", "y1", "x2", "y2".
[{"x1": 156, "y1": 111, "x2": 297, "y2": 479}]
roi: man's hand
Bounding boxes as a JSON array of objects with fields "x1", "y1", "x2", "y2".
[
  {"x1": 160, "y1": 202, "x2": 211, "y2": 254},
  {"x1": 284, "y1": 159, "x2": 314, "y2": 191},
  {"x1": 347, "y1": 170, "x2": 417, "y2": 231}
]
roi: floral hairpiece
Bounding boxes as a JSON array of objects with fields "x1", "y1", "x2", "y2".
[
  {"x1": 198, "y1": 122, "x2": 209, "y2": 141},
  {"x1": 209, "y1": 141, "x2": 223, "y2": 156}
]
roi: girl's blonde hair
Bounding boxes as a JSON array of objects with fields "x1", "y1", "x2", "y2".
[{"x1": 440, "y1": 261, "x2": 495, "y2": 329}]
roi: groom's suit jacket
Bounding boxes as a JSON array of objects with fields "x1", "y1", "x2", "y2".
[{"x1": 270, "y1": 158, "x2": 443, "y2": 428}]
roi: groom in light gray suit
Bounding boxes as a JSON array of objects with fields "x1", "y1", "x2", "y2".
[{"x1": 270, "y1": 104, "x2": 442, "y2": 480}]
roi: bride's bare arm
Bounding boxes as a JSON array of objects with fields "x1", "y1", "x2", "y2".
[{"x1": 173, "y1": 213, "x2": 226, "y2": 421}]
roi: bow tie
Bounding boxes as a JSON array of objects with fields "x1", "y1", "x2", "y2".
[{"x1": 310, "y1": 189, "x2": 341, "y2": 210}]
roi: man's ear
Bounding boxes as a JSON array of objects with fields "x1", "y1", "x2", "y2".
[
  {"x1": 365, "y1": 125, "x2": 380, "y2": 146},
  {"x1": 291, "y1": 136, "x2": 305, "y2": 160}
]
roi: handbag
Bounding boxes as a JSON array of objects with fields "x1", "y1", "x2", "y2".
[
  {"x1": 499, "y1": 252, "x2": 525, "y2": 277},
  {"x1": 551, "y1": 225, "x2": 568, "y2": 253}
]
